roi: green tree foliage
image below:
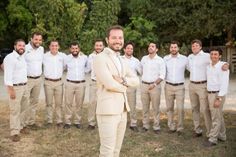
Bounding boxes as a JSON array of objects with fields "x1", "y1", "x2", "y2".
[
  {"x1": 128, "y1": 0, "x2": 236, "y2": 45},
  {"x1": 124, "y1": 17, "x2": 157, "y2": 57},
  {"x1": 26, "y1": 0, "x2": 87, "y2": 48},
  {"x1": 79, "y1": 0, "x2": 120, "y2": 53}
]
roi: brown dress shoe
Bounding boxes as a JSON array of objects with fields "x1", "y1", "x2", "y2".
[
  {"x1": 88, "y1": 125, "x2": 96, "y2": 130},
  {"x1": 193, "y1": 132, "x2": 202, "y2": 138},
  {"x1": 20, "y1": 127, "x2": 30, "y2": 134},
  {"x1": 11, "y1": 134, "x2": 20, "y2": 142}
]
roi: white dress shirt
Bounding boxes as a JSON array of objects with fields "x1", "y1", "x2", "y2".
[
  {"x1": 88, "y1": 51, "x2": 98, "y2": 80},
  {"x1": 65, "y1": 53, "x2": 89, "y2": 81},
  {"x1": 4, "y1": 50, "x2": 27, "y2": 86},
  {"x1": 43, "y1": 51, "x2": 66, "y2": 79},
  {"x1": 207, "y1": 61, "x2": 229, "y2": 96},
  {"x1": 188, "y1": 50, "x2": 210, "y2": 81},
  {"x1": 164, "y1": 53, "x2": 188, "y2": 83},
  {"x1": 141, "y1": 54, "x2": 166, "y2": 82},
  {"x1": 24, "y1": 43, "x2": 44, "y2": 76},
  {"x1": 121, "y1": 55, "x2": 141, "y2": 76}
]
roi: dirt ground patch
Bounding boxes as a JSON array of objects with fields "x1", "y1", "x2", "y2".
[{"x1": 0, "y1": 100, "x2": 236, "y2": 157}]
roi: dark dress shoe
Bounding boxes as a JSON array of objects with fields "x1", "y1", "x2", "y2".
[
  {"x1": 203, "y1": 141, "x2": 216, "y2": 147},
  {"x1": 88, "y1": 125, "x2": 96, "y2": 130},
  {"x1": 20, "y1": 127, "x2": 30, "y2": 134},
  {"x1": 168, "y1": 130, "x2": 176, "y2": 134},
  {"x1": 57, "y1": 123, "x2": 63, "y2": 127},
  {"x1": 11, "y1": 134, "x2": 20, "y2": 142},
  {"x1": 63, "y1": 124, "x2": 71, "y2": 129},
  {"x1": 74, "y1": 124, "x2": 82, "y2": 129},
  {"x1": 141, "y1": 127, "x2": 148, "y2": 133},
  {"x1": 154, "y1": 129, "x2": 161, "y2": 134},
  {"x1": 129, "y1": 126, "x2": 139, "y2": 132},
  {"x1": 193, "y1": 132, "x2": 202, "y2": 138}
]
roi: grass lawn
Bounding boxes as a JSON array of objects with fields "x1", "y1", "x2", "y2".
[{"x1": 0, "y1": 100, "x2": 235, "y2": 157}]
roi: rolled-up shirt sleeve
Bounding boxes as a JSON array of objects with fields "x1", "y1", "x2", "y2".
[
  {"x1": 3, "y1": 56, "x2": 14, "y2": 86},
  {"x1": 218, "y1": 70, "x2": 229, "y2": 97}
]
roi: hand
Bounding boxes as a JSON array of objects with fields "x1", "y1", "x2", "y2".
[
  {"x1": 8, "y1": 88, "x2": 16, "y2": 99},
  {"x1": 213, "y1": 99, "x2": 221, "y2": 108},
  {"x1": 148, "y1": 83, "x2": 156, "y2": 90},
  {"x1": 112, "y1": 75, "x2": 123, "y2": 84},
  {"x1": 222, "y1": 63, "x2": 229, "y2": 71}
]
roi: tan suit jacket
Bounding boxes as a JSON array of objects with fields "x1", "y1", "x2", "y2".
[{"x1": 93, "y1": 47, "x2": 139, "y2": 115}]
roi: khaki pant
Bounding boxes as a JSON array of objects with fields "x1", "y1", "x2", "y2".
[
  {"x1": 165, "y1": 83, "x2": 185, "y2": 131},
  {"x1": 44, "y1": 80, "x2": 63, "y2": 124},
  {"x1": 208, "y1": 94, "x2": 226, "y2": 144},
  {"x1": 88, "y1": 81, "x2": 97, "y2": 126},
  {"x1": 127, "y1": 87, "x2": 137, "y2": 127},
  {"x1": 9, "y1": 85, "x2": 29, "y2": 136},
  {"x1": 27, "y1": 77, "x2": 41, "y2": 125},
  {"x1": 64, "y1": 81, "x2": 85, "y2": 125},
  {"x1": 189, "y1": 82, "x2": 211, "y2": 136},
  {"x1": 97, "y1": 112, "x2": 127, "y2": 157},
  {"x1": 141, "y1": 83, "x2": 161, "y2": 130}
]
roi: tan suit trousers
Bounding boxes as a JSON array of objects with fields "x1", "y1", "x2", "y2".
[
  {"x1": 141, "y1": 83, "x2": 161, "y2": 130},
  {"x1": 208, "y1": 93, "x2": 226, "y2": 144},
  {"x1": 9, "y1": 85, "x2": 29, "y2": 136},
  {"x1": 97, "y1": 112, "x2": 127, "y2": 157},
  {"x1": 165, "y1": 83, "x2": 185, "y2": 131},
  {"x1": 88, "y1": 80, "x2": 97, "y2": 126},
  {"x1": 64, "y1": 81, "x2": 86, "y2": 125},
  {"x1": 27, "y1": 77, "x2": 41, "y2": 125},
  {"x1": 44, "y1": 80, "x2": 63, "y2": 124},
  {"x1": 189, "y1": 82, "x2": 211, "y2": 136},
  {"x1": 127, "y1": 87, "x2": 137, "y2": 127}
]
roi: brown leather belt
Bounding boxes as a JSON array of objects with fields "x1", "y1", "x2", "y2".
[
  {"x1": 45, "y1": 78, "x2": 62, "y2": 82},
  {"x1": 27, "y1": 76, "x2": 40, "y2": 79},
  {"x1": 208, "y1": 91, "x2": 219, "y2": 94},
  {"x1": 92, "y1": 79, "x2": 96, "y2": 82},
  {"x1": 142, "y1": 81, "x2": 154, "y2": 85},
  {"x1": 166, "y1": 81, "x2": 184, "y2": 86},
  {"x1": 190, "y1": 80, "x2": 207, "y2": 84},
  {"x1": 13, "y1": 83, "x2": 27, "y2": 86},
  {"x1": 67, "y1": 79, "x2": 85, "y2": 84}
]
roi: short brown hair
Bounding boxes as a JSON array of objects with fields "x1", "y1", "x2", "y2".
[
  {"x1": 170, "y1": 40, "x2": 180, "y2": 47},
  {"x1": 124, "y1": 41, "x2": 135, "y2": 49},
  {"x1": 31, "y1": 32, "x2": 43, "y2": 38},
  {"x1": 14, "y1": 39, "x2": 25, "y2": 46},
  {"x1": 106, "y1": 25, "x2": 123, "y2": 38},
  {"x1": 191, "y1": 39, "x2": 202, "y2": 47}
]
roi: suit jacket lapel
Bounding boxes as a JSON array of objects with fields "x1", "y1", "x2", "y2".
[{"x1": 105, "y1": 48, "x2": 122, "y2": 77}]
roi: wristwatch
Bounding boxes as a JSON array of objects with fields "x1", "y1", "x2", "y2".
[{"x1": 216, "y1": 97, "x2": 222, "y2": 101}]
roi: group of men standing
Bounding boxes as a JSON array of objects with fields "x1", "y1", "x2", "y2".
[
  {"x1": 3, "y1": 32, "x2": 105, "y2": 142},
  {"x1": 3, "y1": 25, "x2": 229, "y2": 157}
]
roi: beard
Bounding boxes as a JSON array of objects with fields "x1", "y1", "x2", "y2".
[
  {"x1": 31, "y1": 42, "x2": 40, "y2": 48},
  {"x1": 109, "y1": 43, "x2": 123, "y2": 52},
  {"x1": 16, "y1": 49, "x2": 25, "y2": 55},
  {"x1": 72, "y1": 52, "x2": 79, "y2": 57},
  {"x1": 171, "y1": 51, "x2": 178, "y2": 56}
]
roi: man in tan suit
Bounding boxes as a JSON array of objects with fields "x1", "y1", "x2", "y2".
[{"x1": 93, "y1": 25, "x2": 139, "y2": 157}]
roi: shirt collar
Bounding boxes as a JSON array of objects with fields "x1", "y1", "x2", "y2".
[
  {"x1": 166, "y1": 53, "x2": 180, "y2": 59},
  {"x1": 148, "y1": 54, "x2": 158, "y2": 59},
  {"x1": 106, "y1": 47, "x2": 120, "y2": 56},
  {"x1": 12, "y1": 50, "x2": 21, "y2": 58},
  {"x1": 211, "y1": 61, "x2": 221, "y2": 68}
]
